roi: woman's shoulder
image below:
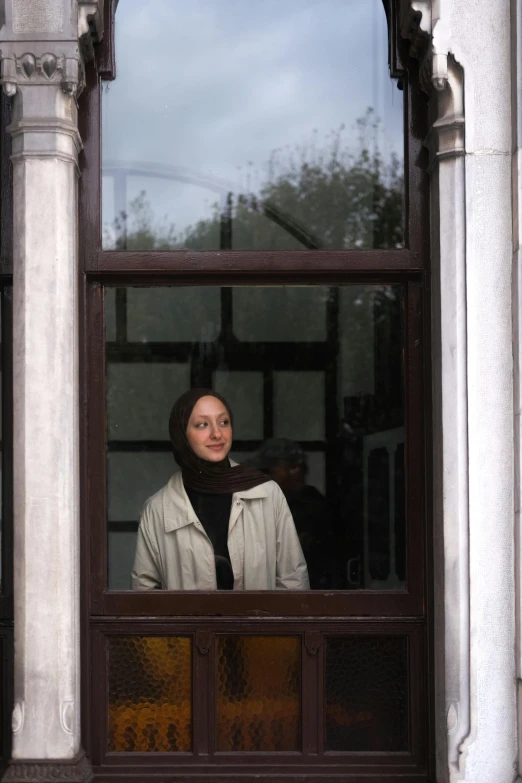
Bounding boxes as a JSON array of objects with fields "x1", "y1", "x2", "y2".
[
  {"x1": 142, "y1": 471, "x2": 183, "y2": 517},
  {"x1": 254, "y1": 477, "x2": 285, "y2": 504}
]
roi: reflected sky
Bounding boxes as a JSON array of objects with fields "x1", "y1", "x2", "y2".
[{"x1": 102, "y1": 0, "x2": 403, "y2": 244}]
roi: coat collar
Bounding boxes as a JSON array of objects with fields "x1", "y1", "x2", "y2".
[{"x1": 162, "y1": 467, "x2": 269, "y2": 533}]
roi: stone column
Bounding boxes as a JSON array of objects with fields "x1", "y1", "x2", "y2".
[
  {"x1": 512, "y1": 0, "x2": 522, "y2": 777},
  {"x1": 0, "y1": 1, "x2": 102, "y2": 779},
  {"x1": 402, "y1": 2, "x2": 517, "y2": 782}
]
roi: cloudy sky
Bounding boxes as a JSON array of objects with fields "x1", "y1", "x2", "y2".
[{"x1": 102, "y1": 0, "x2": 403, "y2": 242}]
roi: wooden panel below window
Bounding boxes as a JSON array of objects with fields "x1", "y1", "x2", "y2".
[{"x1": 92, "y1": 622, "x2": 427, "y2": 777}]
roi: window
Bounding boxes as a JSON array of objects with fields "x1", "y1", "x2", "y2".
[
  {"x1": 105, "y1": 284, "x2": 407, "y2": 593},
  {"x1": 80, "y1": 0, "x2": 431, "y2": 778}
]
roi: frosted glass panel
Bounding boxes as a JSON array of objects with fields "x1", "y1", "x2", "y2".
[
  {"x1": 127, "y1": 287, "x2": 221, "y2": 343},
  {"x1": 108, "y1": 636, "x2": 192, "y2": 751},
  {"x1": 216, "y1": 636, "x2": 300, "y2": 751},
  {"x1": 108, "y1": 452, "x2": 175, "y2": 521},
  {"x1": 107, "y1": 363, "x2": 190, "y2": 440},
  {"x1": 274, "y1": 372, "x2": 324, "y2": 441},
  {"x1": 233, "y1": 287, "x2": 328, "y2": 342},
  {"x1": 213, "y1": 371, "x2": 263, "y2": 440}
]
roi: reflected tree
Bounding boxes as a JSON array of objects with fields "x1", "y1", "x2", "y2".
[{"x1": 104, "y1": 111, "x2": 403, "y2": 252}]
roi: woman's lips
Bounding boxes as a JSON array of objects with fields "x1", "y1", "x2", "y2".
[{"x1": 208, "y1": 444, "x2": 224, "y2": 450}]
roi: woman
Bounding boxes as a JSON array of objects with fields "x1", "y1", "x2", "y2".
[{"x1": 131, "y1": 388, "x2": 309, "y2": 590}]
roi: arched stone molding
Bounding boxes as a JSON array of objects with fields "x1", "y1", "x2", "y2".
[
  {"x1": 513, "y1": 0, "x2": 522, "y2": 779},
  {"x1": 424, "y1": 56, "x2": 469, "y2": 783},
  {"x1": 400, "y1": 2, "x2": 518, "y2": 783},
  {"x1": 400, "y1": 7, "x2": 470, "y2": 782},
  {"x1": 400, "y1": 0, "x2": 450, "y2": 92}
]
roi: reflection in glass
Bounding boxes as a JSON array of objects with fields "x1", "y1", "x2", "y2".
[
  {"x1": 105, "y1": 285, "x2": 405, "y2": 591},
  {"x1": 216, "y1": 636, "x2": 300, "y2": 751},
  {"x1": 325, "y1": 636, "x2": 408, "y2": 751},
  {"x1": 108, "y1": 636, "x2": 192, "y2": 751},
  {"x1": 102, "y1": 0, "x2": 403, "y2": 251}
]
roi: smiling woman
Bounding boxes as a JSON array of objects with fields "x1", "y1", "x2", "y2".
[
  {"x1": 184, "y1": 394, "x2": 234, "y2": 463},
  {"x1": 131, "y1": 388, "x2": 309, "y2": 590}
]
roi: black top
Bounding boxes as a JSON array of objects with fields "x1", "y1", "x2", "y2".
[{"x1": 185, "y1": 487, "x2": 234, "y2": 589}]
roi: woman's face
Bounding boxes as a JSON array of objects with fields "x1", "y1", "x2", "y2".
[{"x1": 186, "y1": 395, "x2": 233, "y2": 462}]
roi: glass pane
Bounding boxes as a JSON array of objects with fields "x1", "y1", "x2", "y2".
[
  {"x1": 325, "y1": 636, "x2": 408, "y2": 751},
  {"x1": 233, "y1": 288, "x2": 328, "y2": 342},
  {"x1": 106, "y1": 285, "x2": 405, "y2": 591},
  {"x1": 108, "y1": 636, "x2": 192, "y2": 752},
  {"x1": 102, "y1": 0, "x2": 403, "y2": 251},
  {"x1": 216, "y1": 636, "x2": 300, "y2": 751},
  {"x1": 213, "y1": 371, "x2": 264, "y2": 440},
  {"x1": 274, "y1": 371, "x2": 324, "y2": 441},
  {"x1": 108, "y1": 452, "x2": 175, "y2": 521},
  {"x1": 107, "y1": 364, "x2": 190, "y2": 440},
  {"x1": 127, "y1": 287, "x2": 221, "y2": 343},
  {"x1": 108, "y1": 529, "x2": 137, "y2": 590}
]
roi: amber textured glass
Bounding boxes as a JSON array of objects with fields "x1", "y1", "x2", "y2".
[
  {"x1": 325, "y1": 636, "x2": 408, "y2": 751},
  {"x1": 216, "y1": 636, "x2": 300, "y2": 751},
  {"x1": 108, "y1": 636, "x2": 192, "y2": 752}
]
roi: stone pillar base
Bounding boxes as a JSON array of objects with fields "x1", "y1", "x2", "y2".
[{"x1": 1, "y1": 752, "x2": 92, "y2": 782}]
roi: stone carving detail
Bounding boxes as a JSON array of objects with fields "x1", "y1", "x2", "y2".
[
  {"x1": 1, "y1": 52, "x2": 81, "y2": 96},
  {"x1": 447, "y1": 701, "x2": 459, "y2": 734},
  {"x1": 400, "y1": 0, "x2": 449, "y2": 93},
  {"x1": 78, "y1": 1, "x2": 105, "y2": 65},
  {"x1": 21, "y1": 54, "x2": 36, "y2": 79},
  {"x1": 13, "y1": 0, "x2": 63, "y2": 35},
  {"x1": 0, "y1": 0, "x2": 104, "y2": 98},
  {"x1": 424, "y1": 57, "x2": 465, "y2": 169},
  {"x1": 41, "y1": 53, "x2": 58, "y2": 80},
  {"x1": 2, "y1": 753, "x2": 92, "y2": 782},
  {"x1": 60, "y1": 700, "x2": 75, "y2": 735},
  {"x1": 11, "y1": 701, "x2": 24, "y2": 734}
]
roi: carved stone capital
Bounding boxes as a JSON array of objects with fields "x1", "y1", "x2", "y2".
[
  {"x1": 425, "y1": 56, "x2": 465, "y2": 171},
  {"x1": 400, "y1": 0, "x2": 450, "y2": 93},
  {"x1": 0, "y1": 0, "x2": 104, "y2": 97},
  {"x1": 78, "y1": 1, "x2": 104, "y2": 64},
  {"x1": 1, "y1": 45, "x2": 81, "y2": 96},
  {"x1": 1, "y1": 752, "x2": 92, "y2": 783}
]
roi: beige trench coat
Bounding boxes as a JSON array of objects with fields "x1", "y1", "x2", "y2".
[{"x1": 131, "y1": 468, "x2": 310, "y2": 590}]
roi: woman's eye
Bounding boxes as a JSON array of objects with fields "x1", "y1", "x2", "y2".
[
  {"x1": 196, "y1": 422, "x2": 207, "y2": 428},
  {"x1": 220, "y1": 419, "x2": 230, "y2": 427}
]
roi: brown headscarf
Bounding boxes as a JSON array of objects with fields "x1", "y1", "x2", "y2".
[{"x1": 169, "y1": 388, "x2": 269, "y2": 494}]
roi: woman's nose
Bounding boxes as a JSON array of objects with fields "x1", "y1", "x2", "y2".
[{"x1": 209, "y1": 424, "x2": 220, "y2": 439}]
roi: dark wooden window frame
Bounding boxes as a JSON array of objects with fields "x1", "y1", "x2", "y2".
[{"x1": 78, "y1": 0, "x2": 434, "y2": 778}]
